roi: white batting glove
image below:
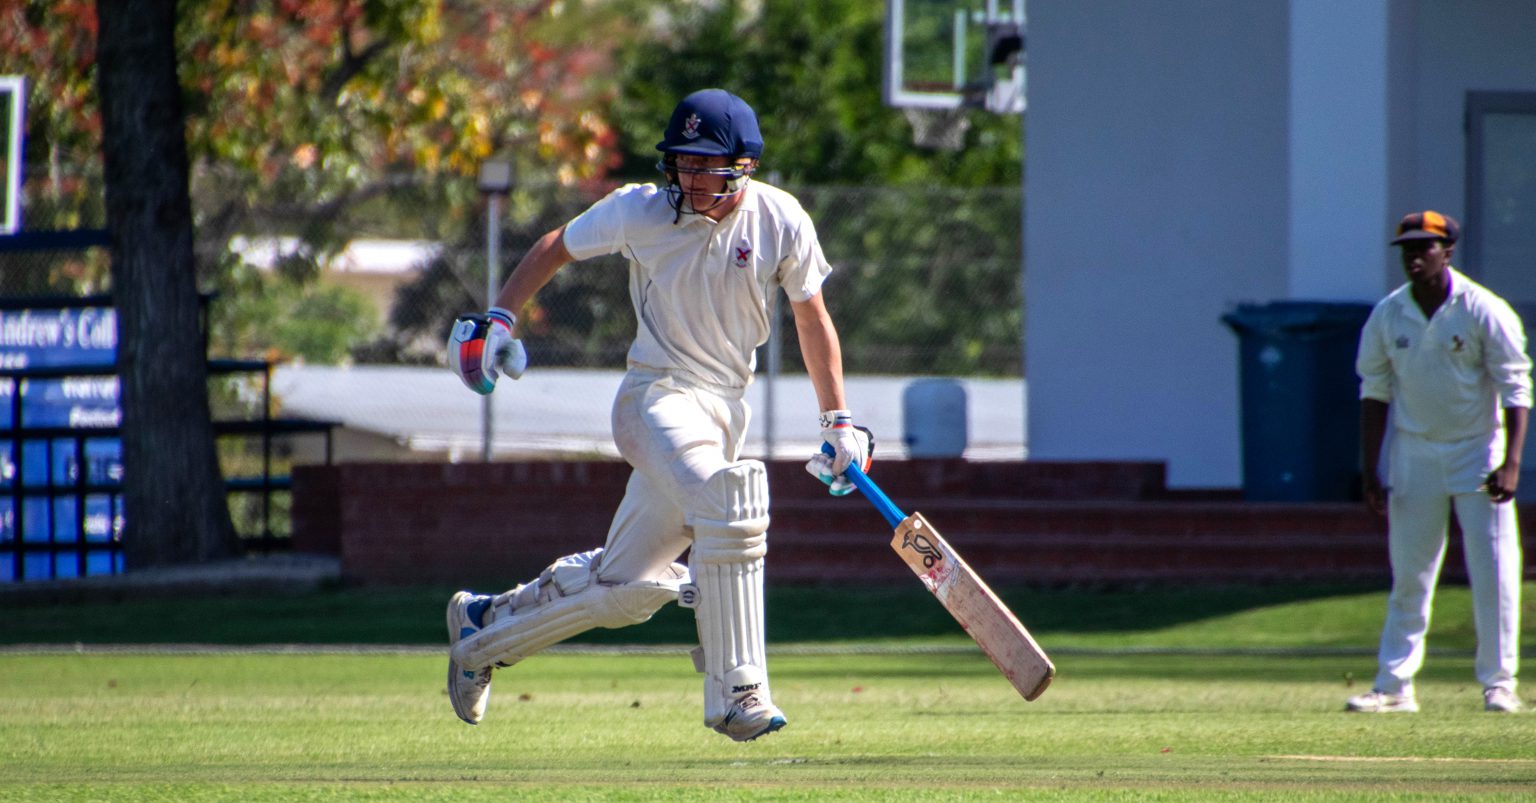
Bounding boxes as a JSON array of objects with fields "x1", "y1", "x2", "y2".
[
  {"x1": 805, "y1": 410, "x2": 874, "y2": 496},
  {"x1": 447, "y1": 306, "x2": 528, "y2": 395}
]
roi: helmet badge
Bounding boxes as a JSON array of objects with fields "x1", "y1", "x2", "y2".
[{"x1": 681, "y1": 113, "x2": 702, "y2": 140}]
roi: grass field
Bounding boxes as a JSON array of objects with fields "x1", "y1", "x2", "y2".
[{"x1": 3, "y1": 583, "x2": 1535, "y2": 800}]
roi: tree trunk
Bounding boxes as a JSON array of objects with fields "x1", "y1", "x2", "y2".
[{"x1": 97, "y1": 0, "x2": 239, "y2": 567}]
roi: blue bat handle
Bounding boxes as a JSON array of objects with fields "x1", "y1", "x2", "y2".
[{"x1": 820, "y1": 442, "x2": 907, "y2": 528}]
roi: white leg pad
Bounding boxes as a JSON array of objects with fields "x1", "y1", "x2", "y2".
[
  {"x1": 688, "y1": 461, "x2": 770, "y2": 562},
  {"x1": 688, "y1": 460, "x2": 774, "y2": 726},
  {"x1": 451, "y1": 551, "x2": 687, "y2": 670},
  {"x1": 693, "y1": 558, "x2": 770, "y2": 725}
]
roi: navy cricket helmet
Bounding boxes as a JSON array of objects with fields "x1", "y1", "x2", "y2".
[{"x1": 656, "y1": 89, "x2": 764, "y2": 159}]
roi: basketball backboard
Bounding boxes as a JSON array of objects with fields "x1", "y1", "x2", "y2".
[
  {"x1": 884, "y1": 0, "x2": 1025, "y2": 114},
  {"x1": 1, "y1": 76, "x2": 23, "y2": 235}
]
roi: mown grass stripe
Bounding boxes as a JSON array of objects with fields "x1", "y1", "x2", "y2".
[{"x1": 2, "y1": 642, "x2": 1507, "y2": 658}]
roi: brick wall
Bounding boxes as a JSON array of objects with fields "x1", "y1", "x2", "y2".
[{"x1": 290, "y1": 459, "x2": 1478, "y2": 588}]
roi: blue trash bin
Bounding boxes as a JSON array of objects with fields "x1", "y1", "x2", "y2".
[{"x1": 1221, "y1": 301, "x2": 1374, "y2": 501}]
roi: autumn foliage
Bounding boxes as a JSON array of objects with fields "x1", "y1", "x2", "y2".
[{"x1": 1, "y1": 0, "x2": 628, "y2": 212}]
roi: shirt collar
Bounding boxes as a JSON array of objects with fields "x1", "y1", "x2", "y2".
[
  {"x1": 1445, "y1": 266, "x2": 1470, "y2": 300},
  {"x1": 735, "y1": 181, "x2": 761, "y2": 215}
]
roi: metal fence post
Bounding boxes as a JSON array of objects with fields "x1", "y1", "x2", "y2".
[{"x1": 478, "y1": 161, "x2": 512, "y2": 462}]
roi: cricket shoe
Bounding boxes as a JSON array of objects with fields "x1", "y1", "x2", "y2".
[
  {"x1": 1484, "y1": 687, "x2": 1523, "y2": 713},
  {"x1": 446, "y1": 591, "x2": 494, "y2": 725},
  {"x1": 1345, "y1": 690, "x2": 1419, "y2": 713},
  {"x1": 712, "y1": 666, "x2": 787, "y2": 742}
]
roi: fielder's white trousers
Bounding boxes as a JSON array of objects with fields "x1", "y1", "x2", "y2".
[
  {"x1": 1375, "y1": 431, "x2": 1522, "y2": 694},
  {"x1": 593, "y1": 368, "x2": 751, "y2": 585}
]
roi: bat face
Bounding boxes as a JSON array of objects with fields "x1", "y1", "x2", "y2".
[
  {"x1": 900, "y1": 530, "x2": 943, "y2": 568},
  {"x1": 891, "y1": 513, "x2": 1055, "y2": 702},
  {"x1": 899, "y1": 529, "x2": 959, "y2": 599}
]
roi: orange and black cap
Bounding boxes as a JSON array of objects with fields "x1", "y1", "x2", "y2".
[{"x1": 1392, "y1": 210, "x2": 1459, "y2": 246}]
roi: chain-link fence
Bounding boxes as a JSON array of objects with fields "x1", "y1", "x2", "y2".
[
  {"x1": 3, "y1": 174, "x2": 1023, "y2": 374},
  {"x1": 218, "y1": 180, "x2": 1024, "y2": 374}
]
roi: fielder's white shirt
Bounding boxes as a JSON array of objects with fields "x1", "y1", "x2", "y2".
[
  {"x1": 562, "y1": 181, "x2": 832, "y2": 389},
  {"x1": 1357, "y1": 267, "x2": 1532, "y2": 443}
]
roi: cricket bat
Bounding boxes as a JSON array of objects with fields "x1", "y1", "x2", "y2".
[{"x1": 826, "y1": 446, "x2": 1055, "y2": 701}]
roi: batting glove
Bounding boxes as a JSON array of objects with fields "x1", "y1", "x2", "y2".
[
  {"x1": 806, "y1": 409, "x2": 874, "y2": 496},
  {"x1": 447, "y1": 306, "x2": 528, "y2": 395}
]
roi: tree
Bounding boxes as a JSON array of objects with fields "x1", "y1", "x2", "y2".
[
  {"x1": 96, "y1": 0, "x2": 239, "y2": 566},
  {"x1": 608, "y1": 0, "x2": 1022, "y2": 187},
  {"x1": 4, "y1": 0, "x2": 638, "y2": 354}
]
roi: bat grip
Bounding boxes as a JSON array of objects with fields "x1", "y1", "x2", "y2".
[{"x1": 820, "y1": 442, "x2": 907, "y2": 528}]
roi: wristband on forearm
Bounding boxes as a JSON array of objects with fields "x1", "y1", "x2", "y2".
[{"x1": 487, "y1": 306, "x2": 516, "y2": 332}]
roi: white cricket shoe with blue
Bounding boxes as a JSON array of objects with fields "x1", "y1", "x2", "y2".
[
  {"x1": 715, "y1": 692, "x2": 787, "y2": 742},
  {"x1": 1484, "y1": 687, "x2": 1523, "y2": 713},
  {"x1": 447, "y1": 591, "x2": 494, "y2": 725},
  {"x1": 1345, "y1": 689, "x2": 1419, "y2": 713},
  {"x1": 711, "y1": 665, "x2": 787, "y2": 742}
]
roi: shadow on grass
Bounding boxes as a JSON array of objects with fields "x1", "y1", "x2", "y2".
[{"x1": 0, "y1": 580, "x2": 1398, "y2": 646}]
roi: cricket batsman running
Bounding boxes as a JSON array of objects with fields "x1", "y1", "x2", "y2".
[{"x1": 444, "y1": 88, "x2": 872, "y2": 741}]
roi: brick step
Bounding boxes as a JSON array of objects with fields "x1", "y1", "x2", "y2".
[
  {"x1": 294, "y1": 460, "x2": 1469, "y2": 587},
  {"x1": 765, "y1": 550, "x2": 1397, "y2": 584},
  {"x1": 771, "y1": 527, "x2": 1387, "y2": 551},
  {"x1": 766, "y1": 459, "x2": 1171, "y2": 502},
  {"x1": 764, "y1": 497, "x2": 1393, "y2": 585},
  {"x1": 319, "y1": 459, "x2": 1177, "y2": 502},
  {"x1": 764, "y1": 524, "x2": 1402, "y2": 586},
  {"x1": 768, "y1": 498, "x2": 1384, "y2": 538}
]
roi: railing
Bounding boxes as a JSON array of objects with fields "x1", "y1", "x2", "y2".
[{"x1": 1, "y1": 360, "x2": 335, "y2": 582}]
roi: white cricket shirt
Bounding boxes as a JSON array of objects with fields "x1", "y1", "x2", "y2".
[
  {"x1": 562, "y1": 181, "x2": 832, "y2": 389},
  {"x1": 1357, "y1": 267, "x2": 1532, "y2": 443}
]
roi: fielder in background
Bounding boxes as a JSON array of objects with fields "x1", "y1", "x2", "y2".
[
  {"x1": 1348, "y1": 210, "x2": 1530, "y2": 715},
  {"x1": 443, "y1": 88, "x2": 872, "y2": 741}
]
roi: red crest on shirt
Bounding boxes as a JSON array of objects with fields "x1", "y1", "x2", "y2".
[{"x1": 734, "y1": 244, "x2": 752, "y2": 268}]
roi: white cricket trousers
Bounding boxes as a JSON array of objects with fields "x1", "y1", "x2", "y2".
[
  {"x1": 1375, "y1": 432, "x2": 1523, "y2": 694},
  {"x1": 592, "y1": 369, "x2": 751, "y2": 585}
]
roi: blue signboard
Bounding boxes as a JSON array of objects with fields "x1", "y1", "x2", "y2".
[{"x1": 1, "y1": 304, "x2": 124, "y2": 581}]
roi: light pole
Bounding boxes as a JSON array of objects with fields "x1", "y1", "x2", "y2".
[{"x1": 477, "y1": 160, "x2": 512, "y2": 462}]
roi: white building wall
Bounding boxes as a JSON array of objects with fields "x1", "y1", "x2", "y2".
[
  {"x1": 1025, "y1": 0, "x2": 1289, "y2": 487},
  {"x1": 1288, "y1": 0, "x2": 1390, "y2": 302}
]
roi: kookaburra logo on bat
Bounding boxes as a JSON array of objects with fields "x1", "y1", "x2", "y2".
[{"x1": 901, "y1": 532, "x2": 944, "y2": 569}]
